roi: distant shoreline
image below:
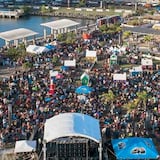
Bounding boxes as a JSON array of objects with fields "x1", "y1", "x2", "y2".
[{"x1": 29, "y1": 11, "x2": 103, "y2": 20}]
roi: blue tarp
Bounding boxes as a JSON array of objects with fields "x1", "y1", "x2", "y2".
[
  {"x1": 112, "y1": 137, "x2": 159, "y2": 160},
  {"x1": 61, "y1": 66, "x2": 69, "y2": 71},
  {"x1": 75, "y1": 85, "x2": 94, "y2": 94},
  {"x1": 45, "y1": 44, "x2": 56, "y2": 50}
]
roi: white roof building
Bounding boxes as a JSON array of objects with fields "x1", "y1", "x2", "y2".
[
  {"x1": 0, "y1": 28, "x2": 38, "y2": 47},
  {"x1": 41, "y1": 19, "x2": 80, "y2": 40}
]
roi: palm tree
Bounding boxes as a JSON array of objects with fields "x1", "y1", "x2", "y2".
[
  {"x1": 123, "y1": 31, "x2": 132, "y2": 39},
  {"x1": 123, "y1": 99, "x2": 139, "y2": 112},
  {"x1": 100, "y1": 90, "x2": 116, "y2": 113},
  {"x1": 136, "y1": 91, "x2": 148, "y2": 111},
  {"x1": 136, "y1": 91, "x2": 148, "y2": 129},
  {"x1": 143, "y1": 35, "x2": 153, "y2": 49}
]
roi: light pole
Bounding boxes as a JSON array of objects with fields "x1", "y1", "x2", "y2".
[
  {"x1": 67, "y1": 0, "x2": 70, "y2": 8},
  {"x1": 43, "y1": 140, "x2": 47, "y2": 160},
  {"x1": 8, "y1": 102, "x2": 12, "y2": 126}
]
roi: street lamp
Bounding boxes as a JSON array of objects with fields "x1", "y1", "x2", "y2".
[{"x1": 8, "y1": 102, "x2": 12, "y2": 126}]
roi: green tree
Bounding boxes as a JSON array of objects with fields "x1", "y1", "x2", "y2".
[
  {"x1": 99, "y1": 24, "x2": 108, "y2": 34},
  {"x1": 23, "y1": 61, "x2": 33, "y2": 70},
  {"x1": 123, "y1": 31, "x2": 132, "y2": 39},
  {"x1": 6, "y1": 43, "x2": 27, "y2": 60},
  {"x1": 100, "y1": 90, "x2": 116, "y2": 113},
  {"x1": 123, "y1": 99, "x2": 139, "y2": 111},
  {"x1": 136, "y1": 91, "x2": 148, "y2": 110},
  {"x1": 57, "y1": 33, "x2": 66, "y2": 42},
  {"x1": 21, "y1": 6, "x2": 31, "y2": 15},
  {"x1": 40, "y1": 5, "x2": 47, "y2": 13},
  {"x1": 136, "y1": 91, "x2": 148, "y2": 129},
  {"x1": 143, "y1": 35, "x2": 153, "y2": 48},
  {"x1": 78, "y1": 0, "x2": 86, "y2": 7},
  {"x1": 66, "y1": 32, "x2": 76, "y2": 44},
  {"x1": 100, "y1": 90, "x2": 115, "y2": 105}
]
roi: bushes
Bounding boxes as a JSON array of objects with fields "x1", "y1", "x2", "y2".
[{"x1": 6, "y1": 44, "x2": 27, "y2": 61}]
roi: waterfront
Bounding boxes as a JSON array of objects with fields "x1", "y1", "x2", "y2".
[{"x1": 0, "y1": 15, "x2": 94, "y2": 47}]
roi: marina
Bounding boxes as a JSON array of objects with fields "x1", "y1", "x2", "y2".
[{"x1": 0, "y1": 3, "x2": 159, "y2": 159}]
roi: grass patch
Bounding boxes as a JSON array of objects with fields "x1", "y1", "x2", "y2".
[
  {"x1": 153, "y1": 59, "x2": 160, "y2": 65},
  {"x1": 51, "y1": 7, "x2": 123, "y2": 19},
  {"x1": 120, "y1": 64, "x2": 139, "y2": 69}
]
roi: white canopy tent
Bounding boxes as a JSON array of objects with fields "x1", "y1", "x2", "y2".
[
  {"x1": 113, "y1": 73, "x2": 127, "y2": 81},
  {"x1": 43, "y1": 113, "x2": 102, "y2": 160},
  {"x1": 14, "y1": 140, "x2": 36, "y2": 153},
  {"x1": 64, "y1": 59, "x2": 76, "y2": 67},
  {"x1": 26, "y1": 45, "x2": 50, "y2": 54},
  {"x1": 40, "y1": 19, "x2": 80, "y2": 40}
]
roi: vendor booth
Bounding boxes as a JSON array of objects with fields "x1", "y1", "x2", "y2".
[
  {"x1": 141, "y1": 58, "x2": 153, "y2": 70},
  {"x1": 129, "y1": 66, "x2": 143, "y2": 76},
  {"x1": 80, "y1": 72, "x2": 90, "y2": 86},
  {"x1": 82, "y1": 32, "x2": 91, "y2": 41},
  {"x1": 85, "y1": 50, "x2": 97, "y2": 62},
  {"x1": 110, "y1": 54, "x2": 117, "y2": 65}
]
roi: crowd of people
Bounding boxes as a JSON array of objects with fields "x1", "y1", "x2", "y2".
[{"x1": 0, "y1": 30, "x2": 159, "y2": 159}]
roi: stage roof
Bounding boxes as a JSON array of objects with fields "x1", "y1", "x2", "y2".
[
  {"x1": 0, "y1": 28, "x2": 38, "y2": 41},
  {"x1": 41, "y1": 19, "x2": 80, "y2": 30},
  {"x1": 44, "y1": 113, "x2": 101, "y2": 143}
]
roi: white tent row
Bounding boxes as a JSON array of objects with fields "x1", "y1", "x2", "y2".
[{"x1": 26, "y1": 45, "x2": 50, "y2": 54}]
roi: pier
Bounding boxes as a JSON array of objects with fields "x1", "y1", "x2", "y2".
[{"x1": 0, "y1": 9, "x2": 24, "y2": 18}]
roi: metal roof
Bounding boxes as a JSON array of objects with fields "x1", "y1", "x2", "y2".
[
  {"x1": 41, "y1": 19, "x2": 80, "y2": 30},
  {"x1": 44, "y1": 113, "x2": 101, "y2": 143},
  {"x1": 0, "y1": 28, "x2": 38, "y2": 41}
]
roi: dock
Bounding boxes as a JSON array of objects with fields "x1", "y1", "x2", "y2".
[{"x1": 0, "y1": 9, "x2": 24, "y2": 18}]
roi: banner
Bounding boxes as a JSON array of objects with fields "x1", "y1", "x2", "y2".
[
  {"x1": 64, "y1": 59, "x2": 76, "y2": 67},
  {"x1": 49, "y1": 70, "x2": 58, "y2": 77},
  {"x1": 129, "y1": 66, "x2": 143, "y2": 73},
  {"x1": 86, "y1": 50, "x2": 97, "y2": 58}
]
